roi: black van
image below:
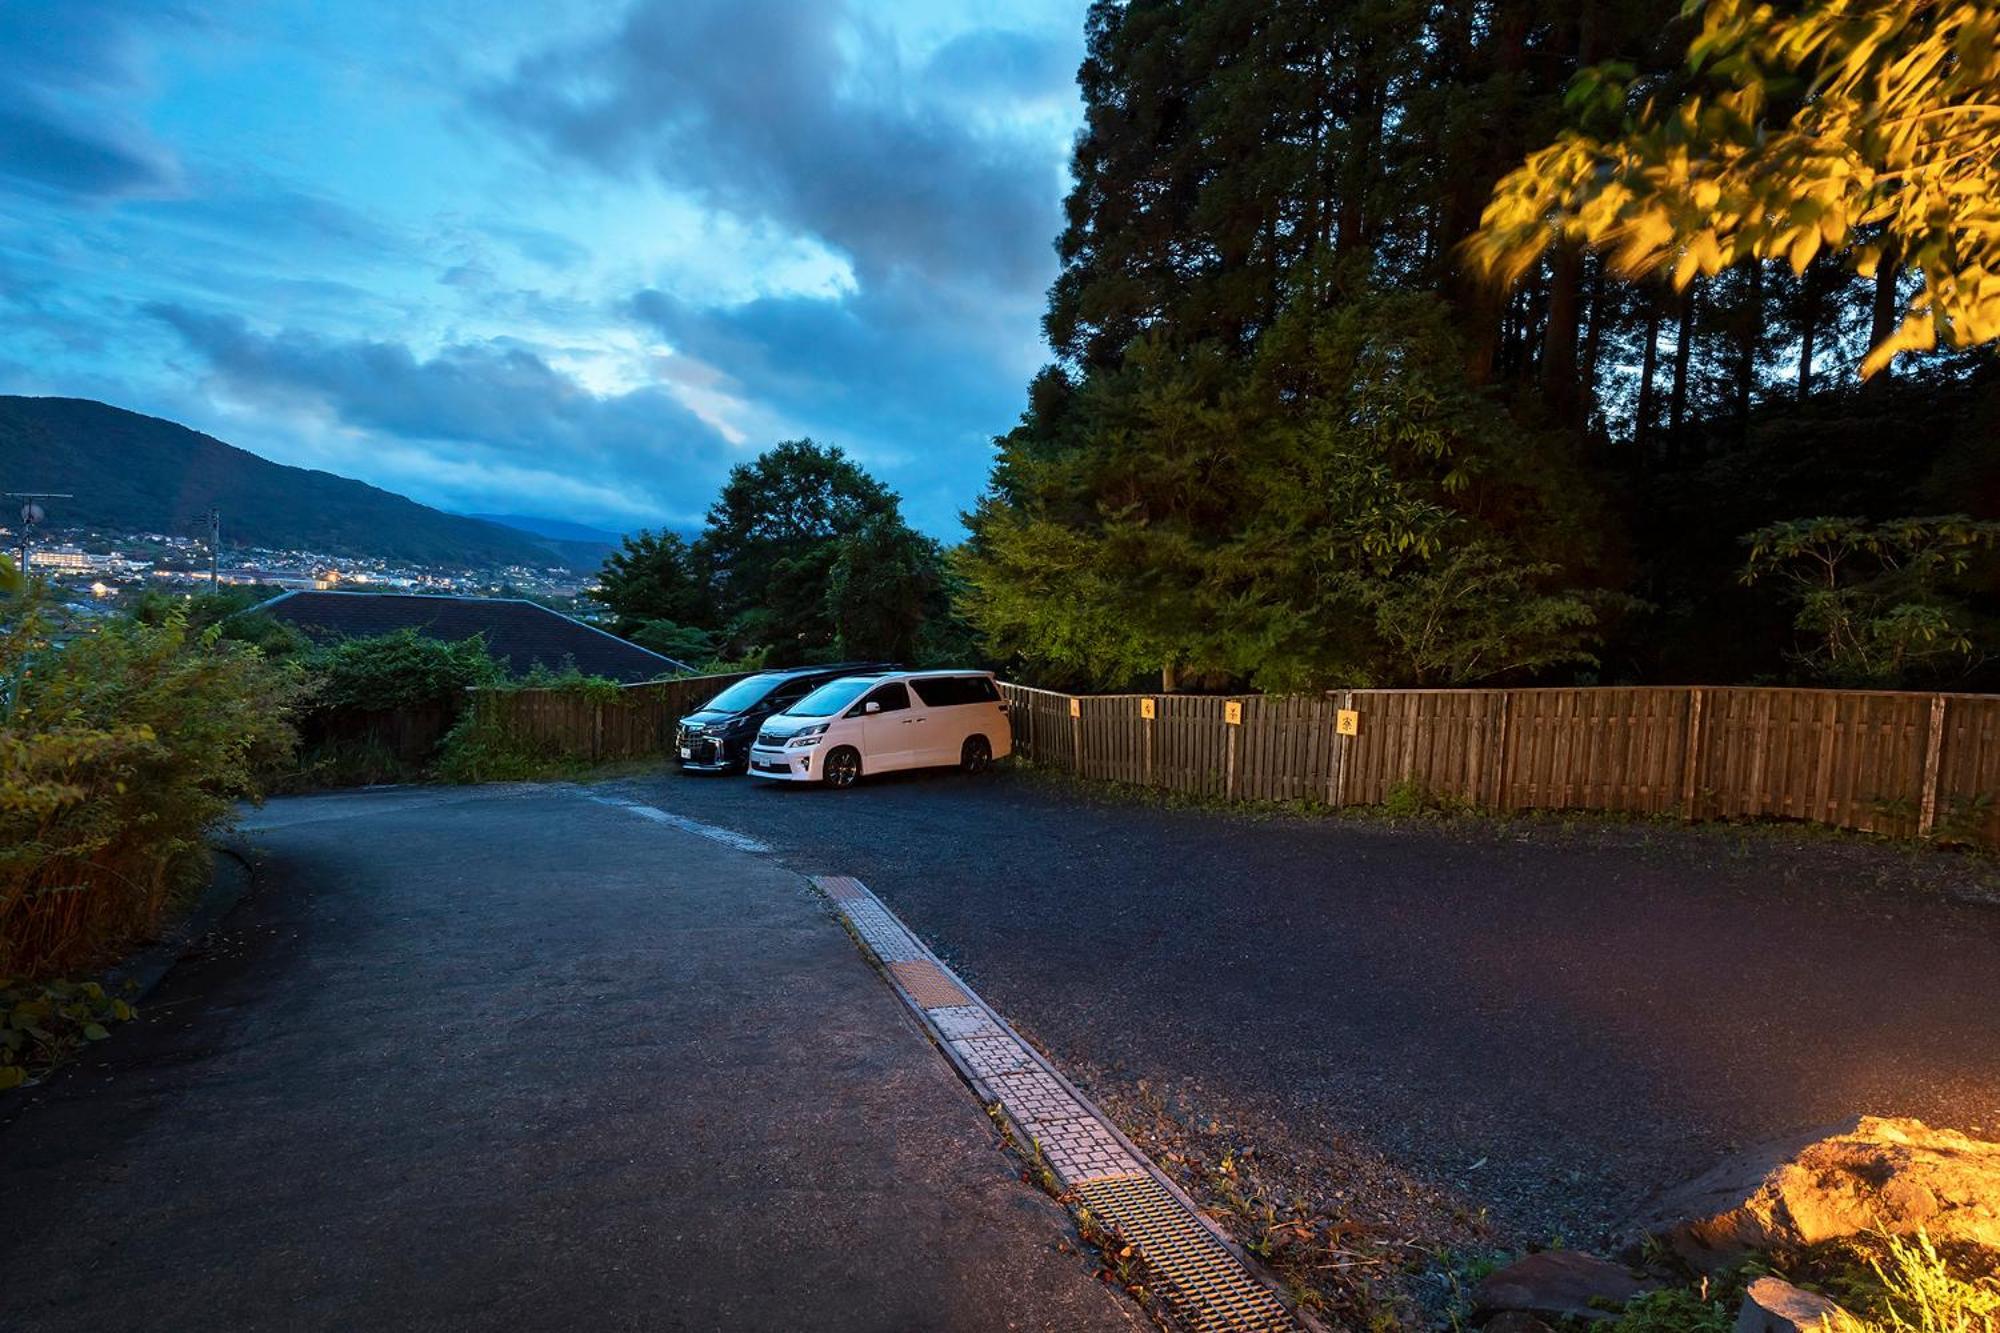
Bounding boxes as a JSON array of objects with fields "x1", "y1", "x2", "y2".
[{"x1": 675, "y1": 663, "x2": 896, "y2": 772}]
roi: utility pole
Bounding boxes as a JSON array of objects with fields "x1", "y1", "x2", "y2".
[
  {"x1": 5, "y1": 492, "x2": 74, "y2": 575},
  {"x1": 209, "y1": 507, "x2": 221, "y2": 590}
]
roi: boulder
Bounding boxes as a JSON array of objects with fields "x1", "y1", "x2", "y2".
[
  {"x1": 1629, "y1": 1116, "x2": 2000, "y2": 1271},
  {"x1": 1483, "y1": 1312, "x2": 1556, "y2": 1333},
  {"x1": 1734, "y1": 1276, "x2": 1854, "y2": 1333},
  {"x1": 1473, "y1": 1250, "x2": 1656, "y2": 1322}
]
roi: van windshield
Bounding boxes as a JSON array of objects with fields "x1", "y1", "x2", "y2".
[
  {"x1": 788, "y1": 677, "x2": 876, "y2": 717},
  {"x1": 703, "y1": 676, "x2": 777, "y2": 713}
]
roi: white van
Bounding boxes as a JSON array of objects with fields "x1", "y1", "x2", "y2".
[{"x1": 746, "y1": 670, "x2": 1012, "y2": 788}]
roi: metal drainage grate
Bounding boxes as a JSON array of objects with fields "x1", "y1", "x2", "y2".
[
  {"x1": 884, "y1": 959, "x2": 971, "y2": 1009},
  {"x1": 1075, "y1": 1174, "x2": 1295, "y2": 1333}
]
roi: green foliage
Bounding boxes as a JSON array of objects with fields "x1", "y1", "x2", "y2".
[
  {"x1": 1471, "y1": 0, "x2": 2000, "y2": 377},
  {"x1": 433, "y1": 708, "x2": 570, "y2": 785},
  {"x1": 127, "y1": 585, "x2": 310, "y2": 658},
  {"x1": 825, "y1": 514, "x2": 955, "y2": 663},
  {"x1": 0, "y1": 976, "x2": 136, "y2": 1089},
  {"x1": 306, "y1": 629, "x2": 506, "y2": 712},
  {"x1": 590, "y1": 530, "x2": 710, "y2": 634},
  {"x1": 1828, "y1": 1232, "x2": 2000, "y2": 1333},
  {"x1": 1, "y1": 580, "x2": 300, "y2": 979},
  {"x1": 1606, "y1": 1287, "x2": 1735, "y2": 1333},
  {"x1": 1740, "y1": 516, "x2": 2000, "y2": 685},
  {"x1": 961, "y1": 288, "x2": 1606, "y2": 690},
  {"x1": 629, "y1": 618, "x2": 717, "y2": 666},
  {"x1": 592, "y1": 439, "x2": 968, "y2": 669}
]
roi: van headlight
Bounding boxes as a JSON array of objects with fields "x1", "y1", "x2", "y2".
[{"x1": 788, "y1": 722, "x2": 829, "y2": 747}]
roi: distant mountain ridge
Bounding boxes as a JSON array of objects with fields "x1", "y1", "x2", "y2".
[{"x1": 0, "y1": 396, "x2": 588, "y2": 570}]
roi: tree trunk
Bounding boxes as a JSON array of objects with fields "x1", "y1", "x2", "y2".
[
  {"x1": 1542, "y1": 240, "x2": 1584, "y2": 428},
  {"x1": 1635, "y1": 288, "x2": 1663, "y2": 459},
  {"x1": 1735, "y1": 261, "x2": 1762, "y2": 427},
  {"x1": 1867, "y1": 252, "x2": 1901, "y2": 390},
  {"x1": 1668, "y1": 284, "x2": 1695, "y2": 459},
  {"x1": 1581, "y1": 255, "x2": 1606, "y2": 416},
  {"x1": 1796, "y1": 260, "x2": 1822, "y2": 401}
]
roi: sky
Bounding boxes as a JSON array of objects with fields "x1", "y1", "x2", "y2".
[{"x1": 0, "y1": 0, "x2": 1089, "y2": 537}]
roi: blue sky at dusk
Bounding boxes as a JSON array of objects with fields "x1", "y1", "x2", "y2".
[{"x1": 0, "y1": 0, "x2": 1088, "y2": 535}]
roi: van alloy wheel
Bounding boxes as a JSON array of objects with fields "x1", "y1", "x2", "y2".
[
  {"x1": 823, "y1": 747, "x2": 861, "y2": 788},
  {"x1": 961, "y1": 735, "x2": 992, "y2": 774}
]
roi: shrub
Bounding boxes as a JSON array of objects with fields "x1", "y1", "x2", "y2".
[
  {"x1": 307, "y1": 628, "x2": 505, "y2": 711},
  {"x1": 0, "y1": 977, "x2": 137, "y2": 1089},
  {"x1": 2, "y1": 576, "x2": 300, "y2": 979}
]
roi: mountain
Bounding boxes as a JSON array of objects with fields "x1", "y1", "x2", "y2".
[
  {"x1": 467, "y1": 513, "x2": 624, "y2": 545},
  {"x1": 466, "y1": 512, "x2": 623, "y2": 568},
  {"x1": 0, "y1": 396, "x2": 581, "y2": 569}
]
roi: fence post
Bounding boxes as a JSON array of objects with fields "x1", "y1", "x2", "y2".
[
  {"x1": 1328, "y1": 689, "x2": 1352, "y2": 807},
  {"x1": 1225, "y1": 710, "x2": 1238, "y2": 800},
  {"x1": 1680, "y1": 687, "x2": 1705, "y2": 821},
  {"x1": 1144, "y1": 700, "x2": 1155, "y2": 789},
  {"x1": 1491, "y1": 691, "x2": 1511, "y2": 809},
  {"x1": 1918, "y1": 693, "x2": 1947, "y2": 838},
  {"x1": 1070, "y1": 695, "x2": 1082, "y2": 775}
]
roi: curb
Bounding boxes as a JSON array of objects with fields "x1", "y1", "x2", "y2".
[
  {"x1": 101, "y1": 833, "x2": 259, "y2": 1005},
  {"x1": 810, "y1": 873, "x2": 1323, "y2": 1333}
]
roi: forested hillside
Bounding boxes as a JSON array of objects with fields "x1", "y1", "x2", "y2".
[
  {"x1": 961, "y1": 0, "x2": 2000, "y2": 693},
  {"x1": 0, "y1": 396, "x2": 567, "y2": 568}
]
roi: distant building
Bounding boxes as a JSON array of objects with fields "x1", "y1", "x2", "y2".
[
  {"x1": 253, "y1": 590, "x2": 690, "y2": 681},
  {"x1": 30, "y1": 547, "x2": 100, "y2": 572}
]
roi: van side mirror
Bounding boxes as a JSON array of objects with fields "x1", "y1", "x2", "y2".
[{"x1": 864, "y1": 701, "x2": 881, "y2": 714}]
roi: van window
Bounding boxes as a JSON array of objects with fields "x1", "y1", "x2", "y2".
[
  {"x1": 859, "y1": 682, "x2": 910, "y2": 714},
  {"x1": 911, "y1": 676, "x2": 998, "y2": 707}
]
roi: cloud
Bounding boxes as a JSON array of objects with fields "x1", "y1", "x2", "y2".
[
  {"x1": 147, "y1": 302, "x2": 740, "y2": 525},
  {"x1": 479, "y1": 0, "x2": 1068, "y2": 294},
  {"x1": 0, "y1": 1, "x2": 187, "y2": 200}
]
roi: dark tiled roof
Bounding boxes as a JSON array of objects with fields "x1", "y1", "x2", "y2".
[{"x1": 256, "y1": 591, "x2": 686, "y2": 683}]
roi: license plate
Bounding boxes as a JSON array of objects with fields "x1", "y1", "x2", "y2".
[{"x1": 679, "y1": 747, "x2": 691, "y2": 759}]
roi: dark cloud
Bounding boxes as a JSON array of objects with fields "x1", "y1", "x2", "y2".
[
  {"x1": 923, "y1": 29, "x2": 1075, "y2": 104},
  {"x1": 480, "y1": 0, "x2": 1065, "y2": 293},
  {"x1": 148, "y1": 302, "x2": 738, "y2": 522},
  {"x1": 628, "y1": 271, "x2": 1034, "y2": 528},
  {"x1": 0, "y1": 1, "x2": 187, "y2": 200}
]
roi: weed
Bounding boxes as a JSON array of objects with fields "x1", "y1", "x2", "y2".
[{"x1": 0, "y1": 976, "x2": 138, "y2": 1088}]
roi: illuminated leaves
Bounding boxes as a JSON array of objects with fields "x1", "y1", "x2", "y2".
[{"x1": 1467, "y1": 0, "x2": 2000, "y2": 377}]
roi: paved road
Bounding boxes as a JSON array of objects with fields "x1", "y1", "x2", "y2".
[
  {"x1": 613, "y1": 765, "x2": 2000, "y2": 1245},
  {"x1": 0, "y1": 784, "x2": 1137, "y2": 1332}
]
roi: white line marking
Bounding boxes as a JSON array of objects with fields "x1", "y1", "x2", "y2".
[{"x1": 583, "y1": 795, "x2": 772, "y2": 853}]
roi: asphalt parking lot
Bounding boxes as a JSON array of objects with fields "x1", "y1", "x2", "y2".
[{"x1": 613, "y1": 761, "x2": 2000, "y2": 1246}]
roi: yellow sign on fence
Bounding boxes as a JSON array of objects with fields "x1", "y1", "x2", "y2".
[
  {"x1": 1337, "y1": 708, "x2": 1359, "y2": 736},
  {"x1": 1140, "y1": 698, "x2": 1156, "y2": 720},
  {"x1": 1224, "y1": 700, "x2": 1243, "y2": 725},
  {"x1": 1068, "y1": 696, "x2": 1080, "y2": 718}
]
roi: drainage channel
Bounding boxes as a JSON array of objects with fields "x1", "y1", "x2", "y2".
[{"x1": 810, "y1": 874, "x2": 1311, "y2": 1333}]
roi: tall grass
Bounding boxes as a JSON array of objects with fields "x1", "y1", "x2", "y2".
[{"x1": 1, "y1": 570, "x2": 299, "y2": 979}]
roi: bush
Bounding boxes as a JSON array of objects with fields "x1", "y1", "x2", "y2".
[
  {"x1": 307, "y1": 628, "x2": 505, "y2": 711},
  {"x1": 2, "y1": 576, "x2": 300, "y2": 979},
  {"x1": 0, "y1": 977, "x2": 137, "y2": 1089}
]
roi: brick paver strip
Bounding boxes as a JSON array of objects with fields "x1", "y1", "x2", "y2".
[
  {"x1": 986, "y1": 1068, "x2": 1094, "y2": 1126},
  {"x1": 843, "y1": 901, "x2": 924, "y2": 962},
  {"x1": 884, "y1": 959, "x2": 971, "y2": 1009},
  {"x1": 810, "y1": 874, "x2": 866, "y2": 902},
  {"x1": 927, "y1": 1005, "x2": 1004, "y2": 1041},
  {"x1": 947, "y1": 1035, "x2": 1040, "y2": 1080},
  {"x1": 811, "y1": 875, "x2": 1306, "y2": 1333}
]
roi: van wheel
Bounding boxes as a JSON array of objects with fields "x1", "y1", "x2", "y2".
[
  {"x1": 960, "y1": 735, "x2": 993, "y2": 774},
  {"x1": 822, "y1": 746, "x2": 862, "y2": 789}
]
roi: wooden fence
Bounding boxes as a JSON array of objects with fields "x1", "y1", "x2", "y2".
[
  {"x1": 1000, "y1": 683, "x2": 2000, "y2": 848},
  {"x1": 467, "y1": 672, "x2": 749, "y2": 763}
]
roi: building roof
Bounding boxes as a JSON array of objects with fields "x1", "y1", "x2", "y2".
[{"x1": 254, "y1": 590, "x2": 689, "y2": 683}]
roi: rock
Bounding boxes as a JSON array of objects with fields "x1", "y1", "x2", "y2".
[
  {"x1": 1473, "y1": 1251, "x2": 1656, "y2": 1322},
  {"x1": 1483, "y1": 1312, "x2": 1556, "y2": 1333},
  {"x1": 1734, "y1": 1276, "x2": 1854, "y2": 1333},
  {"x1": 1629, "y1": 1116, "x2": 2000, "y2": 1271}
]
